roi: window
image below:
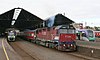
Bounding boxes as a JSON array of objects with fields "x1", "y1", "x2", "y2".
[
  {"x1": 87, "y1": 30, "x2": 94, "y2": 37},
  {"x1": 59, "y1": 29, "x2": 75, "y2": 34},
  {"x1": 59, "y1": 29, "x2": 67, "y2": 33},
  {"x1": 82, "y1": 33, "x2": 86, "y2": 37},
  {"x1": 67, "y1": 29, "x2": 75, "y2": 34}
]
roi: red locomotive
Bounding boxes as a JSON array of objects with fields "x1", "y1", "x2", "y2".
[
  {"x1": 23, "y1": 25, "x2": 77, "y2": 51},
  {"x1": 35, "y1": 25, "x2": 77, "y2": 51},
  {"x1": 23, "y1": 30, "x2": 36, "y2": 41}
]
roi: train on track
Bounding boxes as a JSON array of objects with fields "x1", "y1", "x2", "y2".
[
  {"x1": 5, "y1": 28, "x2": 20, "y2": 42},
  {"x1": 76, "y1": 29, "x2": 95, "y2": 41},
  {"x1": 7, "y1": 31, "x2": 16, "y2": 42},
  {"x1": 22, "y1": 24, "x2": 77, "y2": 51}
]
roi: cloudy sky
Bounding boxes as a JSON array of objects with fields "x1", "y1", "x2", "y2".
[{"x1": 0, "y1": 0, "x2": 100, "y2": 27}]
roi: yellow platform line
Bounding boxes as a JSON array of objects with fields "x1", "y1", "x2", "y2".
[{"x1": 2, "y1": 39, "x2": 10, "y2": 60}]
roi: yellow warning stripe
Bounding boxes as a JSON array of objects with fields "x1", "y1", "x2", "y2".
[{"x1": 2, "y1": 38, "x2": 10, "y2": 60}]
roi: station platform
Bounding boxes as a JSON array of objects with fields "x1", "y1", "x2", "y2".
[
  {"x1": 0, "y1": 38, "x2": 22, "y2": 60},
  {"x1": 76, "y1": 40, "x2": 100, "y2": 59}
]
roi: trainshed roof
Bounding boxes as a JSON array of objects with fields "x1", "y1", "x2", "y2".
[{"x1": 0, "y1": 7, "x2": 43, "y2": 32}]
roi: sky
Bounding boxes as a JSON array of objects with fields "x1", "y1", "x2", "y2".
[{"x1": 0, "y1": 0, "x2": 100, "y2": 27}]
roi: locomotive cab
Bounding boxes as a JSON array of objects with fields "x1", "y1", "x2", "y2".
[
  {"x1": 7, "y1": 31, "x2": 16, "y2": 42},
  {"x1": 77, "y1": 29, "x2": 95, "y2": 41},
  {"x1": 55, "y1": 25, "x2": 77, "y2": 51}
]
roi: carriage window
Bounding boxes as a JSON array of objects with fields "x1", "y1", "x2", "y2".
[
  {"x1": 43, "y1": 29, "x2": 46, "y2": 31},
  {"x1": 39, "y1": 30, "x2": 42, "y2": 32},
  {"x1": 36, "y1": 30, "x2": 38, "y2": 34},
  {"x1": 47, "y1": 27, "x2": 51, "y2": 31}
]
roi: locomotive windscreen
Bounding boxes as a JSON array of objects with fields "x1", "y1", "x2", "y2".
[
  {"x1": 59, "y1": 29, "x2": 75, "y2": 34},
  {"x1": 59, "y1": 25, "x2": 75, "y2": 34},
  {"x1": 87, "y1": 30, "x2": 94, "y2": 37}
]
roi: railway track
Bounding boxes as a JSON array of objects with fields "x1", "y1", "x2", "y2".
[
  {"x1": 9, "y1": 40, "x2": 37, "y2": 60},
  {"x1": 0, "y1": 37, "x2": 99, "y2": 60},
  {"x1": 9, "y1": 38, "x2": 100, "y2": 60}
]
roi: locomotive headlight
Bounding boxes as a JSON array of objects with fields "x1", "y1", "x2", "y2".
[
  {"x1": 71, "y1": 44, "x2": 73, "y2": 46},
  {"x1": 54, "y1": 36, "x2": 59, "y2": 40},
  {"x1": 32, "y1": 34, "x2": 34, "y2": 36},
  {"x1": 63, "y1": 44, "x2": 66, "y2": 46},
  {"x1": 8, "y1": 36, "x2": 10, "y2": 38},
  {"x1": 34, "y1": 35, "x2": 36, "y2": 37}
]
